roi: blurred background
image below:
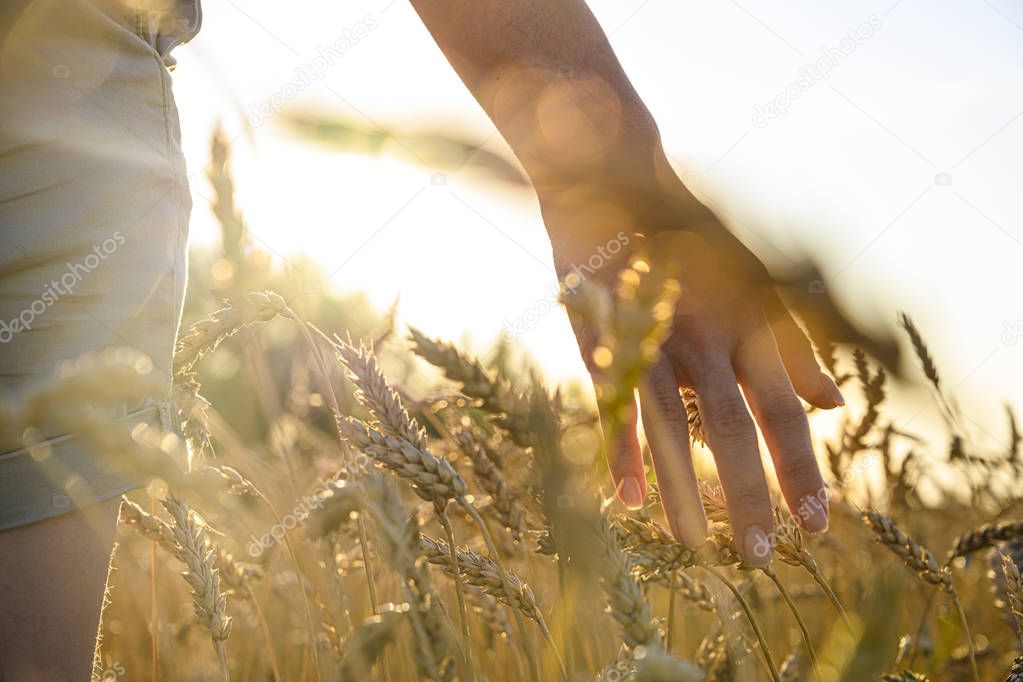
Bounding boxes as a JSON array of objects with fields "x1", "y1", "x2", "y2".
[{"x1": 171, "y1": 0, "x2": 1023, "y2": 452}]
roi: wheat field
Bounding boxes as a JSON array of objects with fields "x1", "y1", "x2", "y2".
[{"x1": 14, "y1": 132, "x2": 1023, "y2": 682}]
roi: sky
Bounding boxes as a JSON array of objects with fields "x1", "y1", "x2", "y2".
[{"x1": 169, "y1": 0, "x2": 1023, "y2": 453}]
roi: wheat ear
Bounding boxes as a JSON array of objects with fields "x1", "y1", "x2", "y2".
[
  {"x1": 162, "y1": 496, "x2": 232, "y2": 680},
  {"x1": 862, "y1": 511, "x2": 979, "y2": 682},
  {"x1": 336, "y1": 340, "x2": 473, "y2": 654},
  {"x1": 453, "y1": 428, "x2": 526, "y2": 541},
  {"x1": 408, "y1": 327, "x2": 532, "y2": 447},
  {"x1": 1007, "y1": 656, "x2": 1023, "y2": 682},
  {"x1": 999, "y1": 551, "x2": 1023, "y2": 646},
  {"x1": 338, "y1": 608, "x2": 405, "y2": 681},
  {"x1": 949, "y1": 520, "x2": 1023, "y2": 562},
  {"x1": 773, "y1": 509, "x2": 853, "y2": 633},
  {"x1": 597, "y1": 517, "x2": 662, "y2": 651},
  {"x1": 173, "y1": 292, "x2": 286, "y2": 375},
  {"x1": 335, "y1": 339, "x2": 428, "y2": 450}
]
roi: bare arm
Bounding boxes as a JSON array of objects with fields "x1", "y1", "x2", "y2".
[
  {"x1": 411, "y1": 0, "x2": 843, "y2": 562},
  {"x1": 409, "y1": 1, "x2": 666, "y2": 194}
]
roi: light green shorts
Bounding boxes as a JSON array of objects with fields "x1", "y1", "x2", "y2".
[{"x1": 0, "y1": 0, "x2": 195, "y2": 530}]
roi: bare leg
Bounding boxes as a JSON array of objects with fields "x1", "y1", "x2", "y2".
[{"x1": 0, "y1": 498, "x2": 121, "y2": 681}]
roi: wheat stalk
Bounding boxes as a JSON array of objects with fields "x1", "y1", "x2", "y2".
[
  {"x1": 336, "y1": 339, "x2": 475, "y2": 652},
  {"x1": 613, "y1": 516, "x2": 739, "y2": 580},
  {"x1": 162, "y1": 496, "x2": 232, "y2": 680},
  {"x1": 702, "y1": 565, "x2": 781, "y2": 682},
  {"x1": 862, "y1": 511, "x2": 979, "y2": 682},
  {"x1": 336, "y1": 339, "x2": 428, "y2": 450},
  {"x1": 173, "y1": 292, "x2": 286, "y2": 375},
  {"x1": 408, "y1": 327, "x2": 532, "y2": 446},
  {"x1": 597, "y1": 517, "x2": 662, "y2": 651},
  {"x1": 949, "y1": 520, "x2": 1023, "y2": 562},
  {"x1": 340, "y1": 416, "x2": 467, "y2": 509},
  {"x1": 999, "y1": 550, "x2": 1023, "y2": 646},
  {"x1": 1007, "y1": 656, "x2": 1023, "y2": 682},
  {"x1": 698, "y1": 482, "x2": 729, "y2": 524},
  {"x1": 761, "y1": 566, "x2": 820, "y2": 682},
  {"x1": 361, "y1": 477, "x2": 451, "y2": 682},
  {"x1": 466, "y1": 586, "x2": 511, "y2": 650},
  {"x1": 338, "y1": 608, "x2": 405, "y2": 681},
  {"x1": 898, "y1": 313, "x2": 941, "y2": 391},
  {"x1": 862, "y1": 511, "x2": 951, "y2": 590},
  {"x1": 419, "y1": 535, "x2": 546, "y2": 629},
  {"x1": 773, "y1": 508, "x2": 853, "y2": 632},
  {"x1": 453, "y1": 428, "x2": 526, "y2": 541}
]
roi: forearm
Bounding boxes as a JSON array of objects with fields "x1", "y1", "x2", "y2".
[{"x1": 409, "y1": 0, "x2": 674, "y2": 199}]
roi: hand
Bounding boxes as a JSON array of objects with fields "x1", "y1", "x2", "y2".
[{"x1": 546, "y1": 182, "x2": 844, "y2": 566}]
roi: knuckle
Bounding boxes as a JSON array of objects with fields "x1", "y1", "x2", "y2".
[
  {"x1": 760, "y1": 391, "x2": 806, "y2": 429},
  {"x1": 728, "y1": 484, "x2": 770, "y2": 517},
  {"x1": 651, "y1": 386, "x2": 682, "y2": 417},
  {"x1": 777, "y1": 454, "x2": 823, "y2": 489},
  {"x1": 707, "y1": 398, "x2": 755, "y2": 435}
]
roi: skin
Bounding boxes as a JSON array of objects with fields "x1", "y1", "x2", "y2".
[
  {"x1": 0, "y1": 498, "x2": 120, "y2": 681},
  {"x1": 411, "y1": 0, "x2": 845, "y2": 564},
  {"x1": 0, "y1": 1, "x2": 845, "y2": 676}
]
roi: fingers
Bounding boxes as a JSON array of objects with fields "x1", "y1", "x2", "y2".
[
  {"x1": 734, "y1": 328, "x2": 829, "y2": 534},
  {"x1": 692, "y1": 358, "x2": 774, "y2": 567},
  {"x1": 568, "y1": 317, "x2": 646, "y2": 510},
  {"x1": 762, "y1": 294, "x2": 844, "y2": 409},
  {"x1": 637, "y1": 360, "x2": 707, "y2": 548},
  {"x1": 605, "y1": 394, "x2": 646, "y2": 509}
]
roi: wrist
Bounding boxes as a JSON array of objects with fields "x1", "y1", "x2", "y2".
[{"x1": 542, "y1": 156, "x2": 713, "y2": 272}]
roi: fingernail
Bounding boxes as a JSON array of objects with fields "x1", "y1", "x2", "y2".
[
  {"x1": 620, "y1": 476, "x2": 644, "y2": 510},
  {"x1": 798, "y1": 493, "x2": 829, "y2": 533},
  {"x1": 741, "y1": 525, "x2": 772, "y2": 567},
  {"x1": 819, "y1": 373, "x2": 845, "y2": 407}
]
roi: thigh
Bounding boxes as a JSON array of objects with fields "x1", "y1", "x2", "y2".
[{"x1": 0, "y1": 497, "x2": 121, "y2": 681}]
